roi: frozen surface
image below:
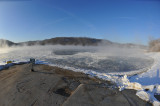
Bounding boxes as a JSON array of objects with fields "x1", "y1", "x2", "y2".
[
  {"x1": 128, "y1": 52, "x2": 160, "y2": 105},
  {"x1": 0, "y1": 45, "x2": 153, "y2": 75},
  {"x1": 0, "y1": 45, "x2": 159, "y2": 105},
  {"x1": 130, "y1": 52, "x2": 160, "y2": 85}
]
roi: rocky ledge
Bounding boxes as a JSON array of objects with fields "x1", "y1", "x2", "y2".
[{"x1": 0, "y1": 64, "x2": 151, "y2": 106}]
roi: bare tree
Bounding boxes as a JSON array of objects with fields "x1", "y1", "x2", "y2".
[{"x1": 148, "y1": 37, "x2": 160, "y2": 52}]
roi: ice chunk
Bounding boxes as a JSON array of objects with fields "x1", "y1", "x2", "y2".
[
  {"x1": 155, "y1": 85, "x2": 160, "y2": 94},
  {"x1": 126, "y1": 82, "x2": 142, "y2": 90},
  {"x1": 136, "y1": 90, "x2": 150, "y2": 101},
  {"x1": 153, "y1": 101, "x2": 160, "y2": 106}
]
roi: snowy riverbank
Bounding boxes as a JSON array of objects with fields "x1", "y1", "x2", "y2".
[{"x1": 0, "y1": 46, "x2": 159, "y2": 105}]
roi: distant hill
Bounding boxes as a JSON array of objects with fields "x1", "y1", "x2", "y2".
[
  {"x1": 0, "y1": 37, "x2": 146, "y2": 48},
  {"x1": 0, "y1": 37, "x2": 106, "y2": 47},
  {"x1": 0, "y1": 39, "x2": 16, "y2": 47},
  {"x1": 19, "y1": 37, "x2": 106, "y2": 46}
]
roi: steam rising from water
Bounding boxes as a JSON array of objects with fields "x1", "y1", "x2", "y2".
[{"x1": 0, "y1": 45, "x2": 153, "y2": 74}]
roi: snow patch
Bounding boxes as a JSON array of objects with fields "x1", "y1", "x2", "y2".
[{"x1": 136, "y1": 90, "x2": 150, "y2": 101}]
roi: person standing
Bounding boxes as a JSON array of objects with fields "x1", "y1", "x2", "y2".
[{"x1": 30, "y1": 58, "x2": 35, "y2": 72}]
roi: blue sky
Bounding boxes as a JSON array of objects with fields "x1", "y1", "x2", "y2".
[{"x1": 0, "y1": 0, "x2": 160, "y2": 45}]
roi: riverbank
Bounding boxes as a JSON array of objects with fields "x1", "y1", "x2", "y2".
[{"x1": 0, "y1": 63, "x2": 151, "y2": 106}]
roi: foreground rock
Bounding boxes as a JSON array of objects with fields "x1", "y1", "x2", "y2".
[{"x1": 0, "y1": 64, "x2": 151, "y2": 106}]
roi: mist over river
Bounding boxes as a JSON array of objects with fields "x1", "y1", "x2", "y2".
[{"x1": 0, "y1": 45, "x2": 153, "y2": 74}]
